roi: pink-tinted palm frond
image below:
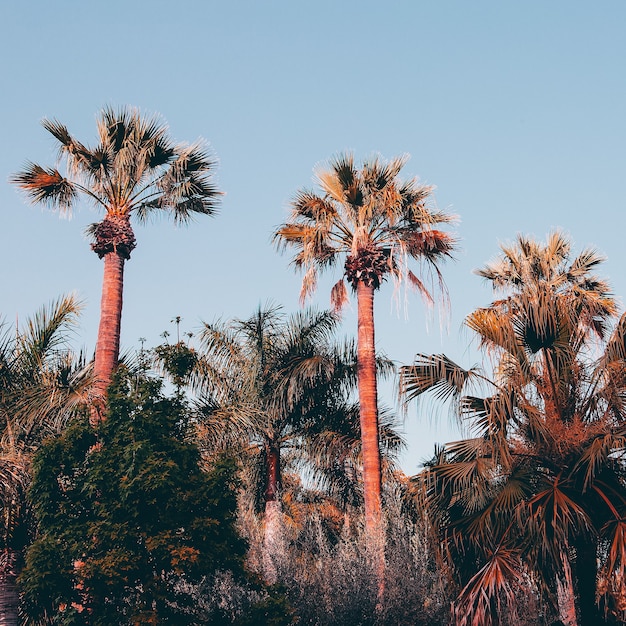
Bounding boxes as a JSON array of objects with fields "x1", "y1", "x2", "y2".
[
  {"x1": 330, "y1": 279, "x2": 349, "y2": 314},
  {"x1": 11, "y1": 163, "x2": 77, "y2": 213},
  {"x1": 527, "y1": 477, "x2": 592, "y2": 561},
  {"x1": 406, "y1": 270, "x2": 434, "y2": 306},
  {"x1": 402, "y1": 229, "x2": 456, "y2": 262},
  {"x1": 455, "y1": 543, "x2": 523, "y2": 626}
]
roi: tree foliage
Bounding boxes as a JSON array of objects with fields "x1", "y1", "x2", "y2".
[
  {"x1": 401, "y1": 232, "x2": 626, "y2": 626},
  {"x1": 0, "y1": 296, "x2": 89, "y2": 625},
  {"x1": 20, "y1": 368, "x2": 252, "y2": 625}
]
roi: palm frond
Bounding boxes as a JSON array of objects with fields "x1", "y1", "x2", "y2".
[
  {"x1": 400, "y1": 353, "x2": 481, "y2": 407},
  {"x1": 455, "y1": 543, "x2": 523, "y2": 626},
  {"x1": 330, "y1": 279, "x2": 349, "y2": 313},
  {"x1": 18, "y1": 294, "x2": 83, "y2": 367},
  {"x1": 527, "y1": 477, "x2": 592, "y2": 559},
  {"x1": 11, "y1": 163, "x2": 77, "y2": 213}
]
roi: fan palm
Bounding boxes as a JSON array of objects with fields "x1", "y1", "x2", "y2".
[
  {"x1": 0, "y1": 295, "x2": 91, "y2": 625},
  {"x1": 274, "y1": 152, "x2": 456, "y2": 547},
  {"x1": 12, "y1": 107, "x2": 221, "y2": 420},
  {"x1": 400, "y1": 232, "x2": 626, "y2": 626}
]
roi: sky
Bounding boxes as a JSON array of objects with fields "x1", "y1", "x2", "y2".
[{"x1": 1, "y1": 1, "x2": 625, "y2": 473}]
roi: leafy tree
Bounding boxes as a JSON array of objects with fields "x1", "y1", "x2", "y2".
[
  {"x1": 20, "y1": 367, "x2": 253, "y2": 625},
  {"x1": 401, "y1": 232, "x2": 626, "y2": 626},
  {"x1": 274, "y1": 152, "x2": 456, "y2": 553},
  {"x1": 0, "y1": 296, "x2": 89, "y2": 626},
  {"x1": 12, "y1": 107, "x2": 221, "y2": 419}
]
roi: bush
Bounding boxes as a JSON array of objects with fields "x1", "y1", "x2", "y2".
[
  {"x1": 240, "y1": 481, "x2": 452, "y2": 625},
  {"x1": 20, "y1": 368, "x2": 281, "y2": 625}
]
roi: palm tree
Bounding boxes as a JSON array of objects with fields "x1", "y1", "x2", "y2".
[
  {"x1": 400, "y1": 232, "x2": 626, "y2": 626},
  {"x1": 12, "y1": 107, "x2": 221, "y2": 420},
  {"x1": 191, "y1": 305, "x2": 365, "y2": 582},
  {"x1": 274, "y1": 152, "x2": 456, "y2": 546},
  {"x1": 0, "y1": 295, "x2": 90, "y2": 625}
]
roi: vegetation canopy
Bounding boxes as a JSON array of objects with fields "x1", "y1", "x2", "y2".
[
  {"x1": 401, "y1": 232, "x2": 626, "y2": 626},
  {"x1": 20, "y1": 367, "x2": 252, "y2": 625}
]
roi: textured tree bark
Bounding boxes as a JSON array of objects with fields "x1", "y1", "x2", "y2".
[
  {"x1": 264, "y1": 443, "x2": 281, "y2": 504},
  {"x1": 557, "y1": 552, "x2": 578, "y2": 626},
  {"x1": 0, "y1": 549, "x2": 19, "y2": 626},
  {"x1": 356, "y1": 281, "x2": 385, "y2": 597},
  {"x1": 356, "y1": 281, "x2": 382, "y2": 536},
  {"x1": 263, "y1": 444, "x2": 283, "y2": 584},
  {"x1": 91, "y1": 251, "x2": 125, "y2": 424}
]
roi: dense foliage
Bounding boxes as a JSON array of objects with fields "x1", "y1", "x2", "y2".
[
  {"x1": 0, "y1": 296, "x2": 89, "y2": 626},
  {"x1": 402, "y1": 233, "x2": 626, "y2": 626},
  {"x1": 19, "y1": 369, "x2": 269, "y2": 625}
]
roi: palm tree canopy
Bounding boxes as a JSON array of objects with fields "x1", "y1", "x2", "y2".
[
  {"x1": 274, "y1": 152, "x2": 456, "y2": 308},
  {"x1": 189, "y1": 304, "x2": 403, "y2": 510},
  {"x1": 12, "y1": 106, "x2": 221, "y2": 251},
  {"x1": 400, "y1": 233, "x2": 626, "y2": 626},
  {"x1": 194, "y1": 305, "x2": 348, "y2": 446},
  {"x1": 0, "y1": 295, "x2": 91, "y2": 556}
]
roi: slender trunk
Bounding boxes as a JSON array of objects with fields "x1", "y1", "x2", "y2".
[
  {"x1": 557, "y1": 550, "x2": 578, "y2": 626},
  {"x1": 263, "y1": 444, "x2": 282, "y2": 584},
  {"x1": 356, "y1": 281, "x2": 385, "y2": 600},
  {"x1": 0, "y1": 550, "x2": 19, "y2": 626},
  {"x1": 264, "y1": 443, "x2": 281, "y2": 504},
  {"x1": 356, "y1": 281, "x2": 382, "y2": 537},
  {"x1": 91, "y1": 251, "x2": 125, "y2": 423},
  {"x1": 574, "y1": 538, "x2": 600, "y2": 626}
]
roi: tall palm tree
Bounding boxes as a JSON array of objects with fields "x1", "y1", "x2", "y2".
[
  {"x1": 400, "y1": 232, "x2": 626, "y2": 626},
  {"x1": 274, "y1": 152, "x2": 456, "y2": 546},
  {"x1": 12, "y1": 107, "x2": 221, "y2": 420},
  {"x1": 0, "y1": 295, "x2": 91, "y2": 625},
  {"x1": 191, "y1": 305, "x2": 365, "y2": 582}
]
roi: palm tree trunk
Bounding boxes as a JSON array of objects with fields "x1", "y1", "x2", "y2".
[
  {"x1": 574, "y1": 539, "x2": 600, "y2": 626},
  {"x1": 263, "y1": 443, "x2": 282, "y2": 584},
  {"x1": 356, "y1": 281, "x2": 385, "y2": 596},
  {"x1": 264, "y1": 443, "x2": 281, "y2": 505},
  {"x1": 557, "y1": 551, "x2": 578, "y2": 626},
  {"x1": 0, "y1": 549, "x2": 19, "y2": 626},
  {"x1": 92, "y1": 250, "x2": 125, "y2": 423}
]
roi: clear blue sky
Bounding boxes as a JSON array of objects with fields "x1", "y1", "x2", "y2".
[{"x1": 1, "y1": 1, "x2": 625, "y2": 472}]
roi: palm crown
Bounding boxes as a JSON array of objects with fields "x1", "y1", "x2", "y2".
[
  {"x1": 12, "y1": 106, "x2": 220, "y2": 258},
  {"x1": 275, "y1": 152, "x2": 456, "y2": 309}
]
